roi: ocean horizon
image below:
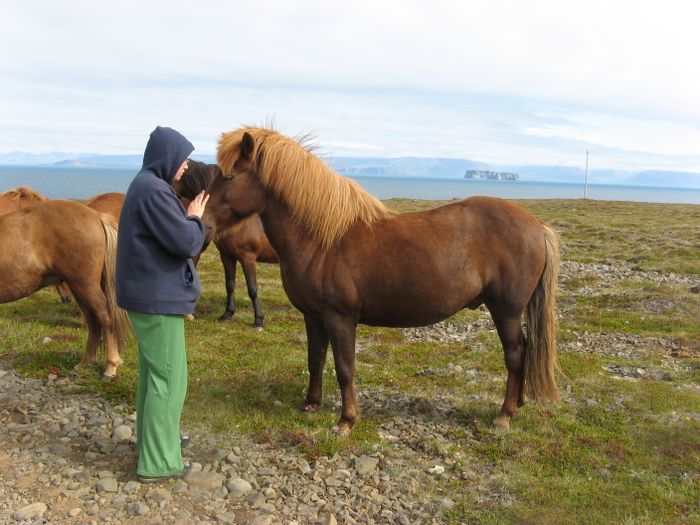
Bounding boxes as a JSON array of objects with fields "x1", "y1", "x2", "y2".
[{"x1": 1, "y1": 165, "x2": 699, "y2": 205}]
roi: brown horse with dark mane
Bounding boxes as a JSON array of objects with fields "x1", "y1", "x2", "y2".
[
  {"x1": 0, "y1": 200, "x2": 131, "y2": 378},
  {"x1": 176, "y1": 160, "x2": 278, "y2": 326},
  {"x1": 0, "y1": 187, "x2": 73, "y2": 303},
  {"x1": 205, "y1": 127, "x2": 561, "y2": 434}
]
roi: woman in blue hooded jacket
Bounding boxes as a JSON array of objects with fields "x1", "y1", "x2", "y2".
[{"x1": 116, "y1": 126, "x2": 208, "y2": 482}]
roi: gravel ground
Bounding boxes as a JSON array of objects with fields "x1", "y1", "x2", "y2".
[{"x1": 1, "y1": 259, "x2": 697, "y2": 524}]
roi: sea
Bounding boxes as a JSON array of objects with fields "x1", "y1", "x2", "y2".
[{"x1": 1, "y1": 166, "x2": 699, "y2": 205}]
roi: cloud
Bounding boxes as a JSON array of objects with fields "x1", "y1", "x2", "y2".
[{"x1": 1, "y1": 1, "x2": 700, "y2": 173}]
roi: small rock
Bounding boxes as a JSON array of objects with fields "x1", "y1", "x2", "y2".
[
  {"x1": 321, "y1": 514, "x2": 338, "y2": 525},
  {"x1": 428, "y1": 465, "x2": 445, "y2": 474},
  {"x1": 227, "y1": 477, "x2": 252, "y2": 498},
  {"x1": 147, "y1": 488, "x2": 173, "y2": 503},
  {"x1": 69, "y1": 507, "x2": 82, "y2": 517},
  {"x1": 246, "y1": 490, "x2": 266, "y2": 508},
  {"x1": 216, "y1": 511, "x2": 237, "y2": 524},
  {"x1": 354, "y1": 455, "x2": 379, "y2": 474},
  {"x1": 185, "y1": 471, "x2": 225, "y2": 491},
  {"x1": 96, "y1": 477, "x2": 118, "y2": 493},
  {"x1": 111, "y1": 425, "x2": 133, "y2": 442},
  {"x1": 123, "y1": 480, "x2": 141, "y2": 494},
  {"x1": 13, "y1": 502, "x2": 48, "y2": 521},
  {"x1": 437, "y1": 498, "x2": 455, "y2": 509},
  {"x1": 248, "y1": 516, "x2": 273, "y2": 525}
]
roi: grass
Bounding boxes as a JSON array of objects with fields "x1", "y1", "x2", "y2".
[{"x1": 1, "y1": 198, "x2": 699, "y2": 524}]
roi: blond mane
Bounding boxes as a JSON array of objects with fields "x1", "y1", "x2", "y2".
[
  {"x1": 1, "y1": 186, "x2": 48, "y2": 202},
  {"x1": 218, "y1": 127, "x2": 396, "y2": 248}
]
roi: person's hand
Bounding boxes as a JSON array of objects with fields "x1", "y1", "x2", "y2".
[{"x1": 187, "y1": 191, "x2": 209, "y2": 219}]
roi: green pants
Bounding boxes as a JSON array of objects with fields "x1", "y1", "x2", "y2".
[{"x1": 128, "y1": 312, "x2": 187, "y2": 477}]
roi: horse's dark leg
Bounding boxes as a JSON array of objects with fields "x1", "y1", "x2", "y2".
[
  {"x1": 491, "y1": 313, "x2": 527, "y2": 431},
  {"x1": 239, "y1": 255, "x2": 263, "y2": 328},
  {"x1": 56, "y1": 282, "x2": 73, "y2": 303},
  {"x1": 301, "y1": 315, "x2": 329, "y2": 413},
  {"x1": 324, "y1": 316, "x2": 358, "y2": 436},
  {"x1": 218, "y1": 252, "x2": 237, "y2": 321}
]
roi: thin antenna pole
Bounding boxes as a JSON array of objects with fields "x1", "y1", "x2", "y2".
[{"x1": 584, "y1": 150, "x2": 589, "y2": 199}]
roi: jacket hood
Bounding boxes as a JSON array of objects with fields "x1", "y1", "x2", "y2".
[{"x1": 141, "y1": 126, "x2": 195, "y2": 184}]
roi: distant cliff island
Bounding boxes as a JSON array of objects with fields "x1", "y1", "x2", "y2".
[{"x1": 464, "y1": 170, "x2": 519, "y2": 181}]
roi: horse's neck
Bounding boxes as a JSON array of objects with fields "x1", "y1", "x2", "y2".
[{"x1": 259, "y1": 196, "x2": 318, "y2": 266}]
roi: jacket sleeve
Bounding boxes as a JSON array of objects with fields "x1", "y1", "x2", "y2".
[{"x1": 138, "y1": 189, "x2": 205, "y2": 258}]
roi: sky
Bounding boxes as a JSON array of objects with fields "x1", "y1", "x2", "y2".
[{"x1": 2, "y1": 0, "x2": 700, "y2": 173}]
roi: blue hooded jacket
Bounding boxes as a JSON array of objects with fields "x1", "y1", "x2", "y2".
[{"x1": 116, "y1": 126, "x2": 205, "y2": 314}]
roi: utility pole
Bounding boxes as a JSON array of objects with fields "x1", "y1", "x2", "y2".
[{"x1": 584, "y1": 150, "x2": 589, "y2": 199}]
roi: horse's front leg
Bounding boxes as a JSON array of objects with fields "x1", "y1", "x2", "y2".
[
  {"x1": 325, "y1": 316, "x2": 358, "y2": 436},
  {"x1": 240, "y1": 255, "x2": 263, "y2": 328},
  {"x1": 302, "y1": 314, "x2": 329, "y2": 412},
  {"x1": 218, "y1": 251, "x2": 237, "y2": 321}
]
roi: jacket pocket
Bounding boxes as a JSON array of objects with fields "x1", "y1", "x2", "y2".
[{"x1": 184, "y1": 260, "x2": 194, "y2": 287}]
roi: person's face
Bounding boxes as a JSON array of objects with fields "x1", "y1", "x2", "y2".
[{"x1": 172, "y1": 159, "x2": 189, "y2": 183}]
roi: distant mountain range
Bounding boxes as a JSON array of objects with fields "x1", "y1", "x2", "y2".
[{"x1": 1, "y1": 151, "x2": 699, "y2": 189}]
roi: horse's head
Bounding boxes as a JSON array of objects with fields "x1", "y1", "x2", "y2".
[{"x1": 204, "y1": 132, "x2": 266, "y2": 232}]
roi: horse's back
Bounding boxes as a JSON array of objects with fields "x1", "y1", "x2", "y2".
[
  {"x1": 0, "y1": 187, "x2": 48, "y2": 215},
  {"x1": 7, "y1": 199, "x2": 106, "y2": 247},
  {"x1": 322, "y1": 195, "x2": 548, "y2": 325},
  {"x1": 84, "y1": 192, "x2": 125, "y2": 222}
]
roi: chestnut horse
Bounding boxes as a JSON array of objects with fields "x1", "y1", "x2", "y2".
[
  {"x1": 205, "y1": 127, "x2": 561, "y2": 434},
  {"x1": 0, "y1": 200, "x2": 131, "y2": 378},
  {"x1": 0, "y1": 187, "x2": 73, "y2": 303},
  {"x1": 84, "y1": 192, "x2": 125, "y2": 222},
  {"x1": 176, "y1": 160, "x2": 278, "y2": 326}
]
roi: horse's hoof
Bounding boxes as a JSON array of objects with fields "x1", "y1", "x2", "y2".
[
  {"x1": 255, "y1": 326, "x2": 264, "y2": 332},
  {"x1": 73, "y1": 363, "x2": 90, "y2": 373},
  {"x1": 332, "y1": 423, "x2": 352, "y2": 437},
  {"x1": 184, "y1": 313, "x2": 195, "y2": 321},
  {"x1": 300, "y1": 402, "x2": 319, "y2": 413},
  {"x1": 492, "y1": 416, "x2": 511, "y2": 433},
  {"x1": 219, "y1": 310, "x2": 233, "y2": 321},
  {"x1": 102, "y1": 373, "x2": 118, "y2": 383}
]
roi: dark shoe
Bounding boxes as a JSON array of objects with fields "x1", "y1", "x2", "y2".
[{"x1": 137, "y1": 460, "x2": 192, "y2": 484}]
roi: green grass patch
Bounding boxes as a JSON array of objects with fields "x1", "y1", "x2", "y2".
[{"x1": 1, "y1": 198, "x2": 698, "y2": 524}]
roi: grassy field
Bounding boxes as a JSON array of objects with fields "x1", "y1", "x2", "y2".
[{"x1": 1, "y1": 198, "x2": 698, "y2": 524}]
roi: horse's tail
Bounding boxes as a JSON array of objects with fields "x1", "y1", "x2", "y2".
[
  {"x1": 524, "y1": 224, "x2": 561, "y2": 402},
  {"x1": 99, "y1": 214, "x2": 132, "y2": 350}
]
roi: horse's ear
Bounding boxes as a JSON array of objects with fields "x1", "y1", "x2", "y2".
[{"x1": 240, "y1": 132, "x2": 255, "y2": 160}]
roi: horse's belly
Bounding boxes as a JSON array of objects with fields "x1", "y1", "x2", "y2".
[{"x1": 359, "y1": 289, "x2": 477, "y2": 328}]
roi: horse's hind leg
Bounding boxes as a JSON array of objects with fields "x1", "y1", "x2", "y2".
[
  {"x1": 240, "y1": 255, "x2": 264, "y2": 328},
  {"x1": 74, "y1": 301, "x2": 101, "y2": 370},
  {"x1": 71, "y1": 285, "x2": 122, "y2": 379},
  {"x1": 301, "y1": 314, "x2": 329, "y2": 413},
  {"x1": 492, "y1": 314, "x2": 526, "y2": 431}
]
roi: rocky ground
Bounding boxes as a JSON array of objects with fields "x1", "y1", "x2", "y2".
[
  {"x1": 1, "y1": 260, "x2": 698, "y2": 524},
  {"x1": 1, "y1": 364, "x2": 477, "y2": 525}
]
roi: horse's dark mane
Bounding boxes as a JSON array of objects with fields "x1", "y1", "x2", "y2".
[{"x1": 178, "y1": 160, "x2": 219, "y2": 199}]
